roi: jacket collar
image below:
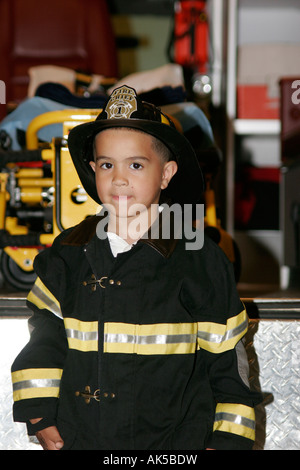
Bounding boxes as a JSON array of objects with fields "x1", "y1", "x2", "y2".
[{"x1": 61, "y1": 210, "x2": 179, "y2": 259}]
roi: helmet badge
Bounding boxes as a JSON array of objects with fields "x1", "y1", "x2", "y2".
[{"x1": 105, "y1": 85, "x2": 137, "y2": 120}]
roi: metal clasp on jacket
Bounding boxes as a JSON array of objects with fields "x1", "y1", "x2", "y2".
[
  {"x1": 75, "y1": 386, "x2": 100, "y2": 404},
  {"x1": 82, "y1": 274, "x2": 108, "y2": 291},
  {"x1": 83, "y1": 274, "x2": 122, "y2": 291}
]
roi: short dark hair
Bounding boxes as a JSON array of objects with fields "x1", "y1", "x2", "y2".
[
  {"x1": 150, "y1": 134, "x2": 173, "y2": 163},
  {"x1": 92, "y1": 127, "x2": 174, "y2": 164}
]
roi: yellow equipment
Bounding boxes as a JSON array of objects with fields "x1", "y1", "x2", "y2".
[{"x1": 0, "y1": 109, "x2": 100, "y2": 290}]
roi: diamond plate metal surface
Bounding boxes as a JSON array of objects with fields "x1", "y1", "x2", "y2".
[
  {"x1": 0, "y1": 319, "x2": 40, "y2": 450},
  {"x1": 1, "y1": 318, "x2": 300, "y2": 450},
  {"x1": 246, "y1": 320, "x2": 300, "y2": 450}
]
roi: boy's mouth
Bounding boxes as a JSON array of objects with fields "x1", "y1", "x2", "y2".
[{"x1": 112, "y1": 195, "x2": 132, "y2": 201}]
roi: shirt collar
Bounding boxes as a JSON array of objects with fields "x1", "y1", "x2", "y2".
[{"x1": 61, "y1": 209, "x2": 179, "y2": 259}]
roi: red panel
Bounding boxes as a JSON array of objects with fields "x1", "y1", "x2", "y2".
[
  {"x1": 174, "y1": 1, "x2": 208, "y2": 74},
  {"x1": 237, "y1": 85, "x2": 279, "y2": 119}
]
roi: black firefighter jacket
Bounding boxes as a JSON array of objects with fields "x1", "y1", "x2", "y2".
[{"x1": 11, "y1": 212, "x2": 261, "y2": 450}]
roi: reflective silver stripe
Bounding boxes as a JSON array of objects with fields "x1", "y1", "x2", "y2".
[
  {"x1": 31, "y1": 283, "x2": 62, "y2": 317},
  {"x1": 197, "y1": 318, "x2": 248, "y2": 344},
  {"x1": 214, "y1": 412, "x2": 256, "y2": 430},
  {"x1": 27, "y1": 277, "x2": 62, "y2": 319},
  {"x1": 13, "y1": 379, "x2": 61, "y2": 392},
  {"x1": 236, "y1": 339, "x2": 250, "y2": 386},
  {"x1": 104, "y1": 323, "x2": 197, "y2": 354},
  {"x1": 12, "y1": 368, "x2": 63, "y2": 401},
  {"x1": 66, "y1": 329, "x2": 98, "y2": 342},
  {"x1": 105, "y1": 333, "x2": 196, "y2": 345},
  {"x1": 64, "y1": 318, "x2": 98, "y2": 351}
]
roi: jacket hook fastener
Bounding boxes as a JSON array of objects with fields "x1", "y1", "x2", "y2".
[
  {"x1": 82, "y1": 274, "x2": 122, "y2": 291},
  {"x1": 82, "y1": 274, "x2": 108, "y2": 291},
  {"x1": 75, "y1": 386, "x2": 100, "y2": 404}
]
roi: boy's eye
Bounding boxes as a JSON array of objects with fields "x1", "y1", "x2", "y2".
[
  {"x1": 130, "y1": 162, "x2": 143, "y2": 170},
  {"x1": 100, "y1": 162, "x2": 113, "y2": 169}
]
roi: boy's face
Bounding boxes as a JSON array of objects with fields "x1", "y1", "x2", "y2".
[{"x1": 89, "y1": 128, "x2": 178, "y2": 220}]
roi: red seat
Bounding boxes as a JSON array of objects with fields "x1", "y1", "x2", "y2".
[{"x1": 0, "y1": 0, "x2": 118, "y2": 120}]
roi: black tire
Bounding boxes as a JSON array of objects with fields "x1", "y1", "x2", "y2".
[{"x1": 0, "y1": 251, "x2": 36, "y2": 291}]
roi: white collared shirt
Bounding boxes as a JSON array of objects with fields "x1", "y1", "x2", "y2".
[
  {"x1": 107, "y1": 231, "x2": 136, "y2": 257},
  {"x1": 106, "y1": 206, "x2": 163, "y2": 257}
]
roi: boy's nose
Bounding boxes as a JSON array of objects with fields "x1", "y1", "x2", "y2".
[{"x1": 112, "y1": 169, "x2": 128, "y2": 186}]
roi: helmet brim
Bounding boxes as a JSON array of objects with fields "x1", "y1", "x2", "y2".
[{"x1": 68, "y1": 117, "x2": 204, "y2": 206}]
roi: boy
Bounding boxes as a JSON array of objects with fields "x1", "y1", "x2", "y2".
[{"x1": 11, "y1": 85, "x2": 261, "y2": 450}]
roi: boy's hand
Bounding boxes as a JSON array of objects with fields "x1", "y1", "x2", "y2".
[
  {"x1": 35, "y1": 426, "x2": 64, "y2": 450},
  {"x1": 30, "y1": 418, "x2": 64, "y2": 450}
]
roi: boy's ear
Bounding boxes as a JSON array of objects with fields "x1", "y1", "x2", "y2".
[
  {"x1": 89, "y1": 161, "x2": 96, "y2": 172},
  {"x1": 161, "y1": 161, "x2": 178, "y2": 190}
]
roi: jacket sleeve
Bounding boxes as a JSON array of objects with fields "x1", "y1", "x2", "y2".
[
  {"x1": 11, "y1": 235, "x2": 68, "y2": 425},
  {"x1": 184, "y1": 236, "x2": 262, "y2": 450},
  {"x1": 203, "y1": 335, "x2": 260, "y2": 450}
]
